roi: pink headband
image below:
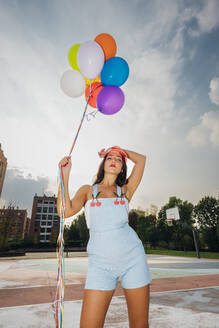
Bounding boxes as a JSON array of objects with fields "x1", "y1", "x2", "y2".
[{"x1": 105, "y1": 146, "x2": 128, "y2": 162}]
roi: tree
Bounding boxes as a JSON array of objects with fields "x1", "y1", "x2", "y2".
[
  {"x1": 64, "y1": 222, "x2": 81, "y2": 246},
  {"x1": 194, "y1": 196, "x2": 219, "y2": 251},
  {"x1": 158, "y1": 196, "x2": 194, "y2": 225},
  {"x1": 49, "y1": 229, "x2": 59, "y2": 245},
  {"x1": 136, "y1": 214, "x2": 156, "y2": 246},
  {"x1": 75, "y1": 212, "x2": 89, "y2": 246},
  {"x1": 157, "y1": 196, "x2": 194, "y2": 250},
  {"x1": 128, "y1": 210, "x2": 138, "y2": 231},
  {"x1": 148, "y1": 226, "x2": 159, "y2": 248},
  {"x1": 194, "y1": 196, "x2": 219, "y2": 230},
  {"x1": 137, "y1": 215, "x2": 149, "y2": 244},
  {"x1": 0, "y1": 203, "x2": 16, "y2": 250}
]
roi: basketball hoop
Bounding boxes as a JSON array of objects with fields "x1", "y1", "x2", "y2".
[
  {"x1": 166, "y1": 207, "x2": 180, "y2": 225},
  {"x1": 166, "y1": 218, "x2": 175, "y2": 225}
]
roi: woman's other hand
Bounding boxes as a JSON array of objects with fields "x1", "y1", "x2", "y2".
[
  {"x1": 98, "y1": 148, "x2": 107, "y2": 158},
  {"x1": 58, "y1": 156, "x2": 72, "y2": 178}
]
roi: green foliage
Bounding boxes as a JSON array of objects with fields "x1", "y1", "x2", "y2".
[
  {"x1": 22, "y1": 236, "x2": 35, "y2": 248},
  {"x1": 194, "y1": 196, "x2": 219, "y2": 251},
  {"x1": 136, "y1": 215, "x2": 151, "y2": 244},
  {"x1": 136, "y1": 214, "x2": 158, "y2": 247},
  {"x1": 0, "y1": 206, "x2": 15, "y2": 250},
  {"x1": 64, "y1": 211, "x2": 89, "y2": 247},
  {"x1": 76, "y1": 212, "x2": 89, "y2": 246},
  {"x1": 49, "y1": 229, "x2": 59, "y2": 245},
  {"x1": 158, "y1": 196, "x2": 194, "y2": 225},
  {"x1": 194, "y1": 196, "x2": 219, "y2": 230},
  {"x1": 33, "y1": 234, "x2": 40, "y2": 246},
  {"x1": 128, "y1": 210, "x2": 138, "y2": 231}
]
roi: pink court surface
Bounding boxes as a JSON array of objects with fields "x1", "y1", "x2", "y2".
[{"x1": 0, "y1": 252, "x2": 219, "y2": 327}]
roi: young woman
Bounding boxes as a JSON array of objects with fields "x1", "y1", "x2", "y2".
[{"x1": 58, "y1": 146, "x2": 152, "y2": 328}]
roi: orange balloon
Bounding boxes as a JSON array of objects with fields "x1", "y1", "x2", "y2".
[
  {"x1": 94, "y1": 33, "x2": 117, "y2": 61},
  {"x1": 85, "y1": 82, "x2": 104, "y2": 108}
]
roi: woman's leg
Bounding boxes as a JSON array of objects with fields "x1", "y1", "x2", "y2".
[
  {"x1": 80, "y1": 289, "x2": 115, "y2": 328},
  {"x1": 123, "y1": 284, "x2": 150, "y2": 328}
]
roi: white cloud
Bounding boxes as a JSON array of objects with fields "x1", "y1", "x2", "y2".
[
  {"x1": 189, "y1": 0, "x2": 219, "y2": 37},
  {"x1": 186, "y1": 123, "x2": 209, "y2": 147},
  {"x1": 124, "y1": 48, "x2": 179, "y2": 134},
  {"x1": 1, "y1": 168, "x2": 51, "y2": 216},
  {"x1": 196, "y1": 0, "x2": 219, "y2": 34},
  {"x1": 187, "y1": 110, "x2": 219, "y2": 147},
  {"x1": 209, "y1": 77, "x2": 219, "y2": 106}
]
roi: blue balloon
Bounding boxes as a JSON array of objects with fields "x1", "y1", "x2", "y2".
[{"x1": 101, "y1": 57, "x2": 129, "y2": 87}]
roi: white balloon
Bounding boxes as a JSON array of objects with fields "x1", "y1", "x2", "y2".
[
  {"x1": 60, "y1": 69, "x2": 86, "y2": 98},
  {"x1": 77, "y1": 40, "x2": 105, "y2": 80}
]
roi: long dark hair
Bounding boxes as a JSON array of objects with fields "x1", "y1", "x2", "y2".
[{"x1": 93, "y1": 154, "x2": 128, "y2": 187}]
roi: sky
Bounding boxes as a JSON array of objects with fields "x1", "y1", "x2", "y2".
[{"x1": 0, "y1": 0, "x2": 219, "y2": 221}]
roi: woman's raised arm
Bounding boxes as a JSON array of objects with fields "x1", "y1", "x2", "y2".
[{"x1": 122, "y1": 149, "x2": 146, "y2": 201}]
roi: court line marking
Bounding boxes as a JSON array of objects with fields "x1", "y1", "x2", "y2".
[
  {"x1": 150, "y1": 285, "x2": 219, "y2": 294},
  {"x1": 1, "y1": 286, "x2": 219, "y2": 310}
]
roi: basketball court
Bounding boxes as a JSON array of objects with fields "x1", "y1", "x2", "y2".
[{"x1": 0, "y1": 252, "x2": 219, "y2": 327}]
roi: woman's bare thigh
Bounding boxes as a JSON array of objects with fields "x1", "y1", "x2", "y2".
[
  {"x1": 80, "y1": 288, "x2": 116, "y2": 328},
  {"x1": 123, "y1": 284, "x2": 150, "y2": 328}
]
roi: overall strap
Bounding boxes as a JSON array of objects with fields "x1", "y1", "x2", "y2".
[
  {"x1": 92, "y1": 184, "x2": 98, "y2": 198},
  {"x1": 117, "y1": 185, "x2": 122, "y2": 197}
]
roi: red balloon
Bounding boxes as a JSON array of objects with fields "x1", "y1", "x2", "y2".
[{"x1": 85, "y1": 82, "x2": 104, "y2": 108}]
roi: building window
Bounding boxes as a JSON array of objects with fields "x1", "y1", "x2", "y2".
[
  {"x1": 41, "y1": 221, "x2": 46, "y2": 226},
  {"x1": 43, "y1": 207, "x2": 48, "y2": 213},
  {"x1": 38, "y1": 200, "x2": 42, "y2": 203},
  {"x1": 49, "y1": 207, "x2": 53, "y2": 213},
  {"x1": 37, "y1": 207, "x2": 42, "y2": 213},
  {"x1": 36, "y1": 215, "x2": 41, "y2": 220},
  {"x1": 41, "y1": 228, "x2": 45, "y2": 233},
  {"x1": 42, "y1": 215, "x2": 47, "y2": 220},
  {"x1": 47, "y1": 228, "x2": 51, "y2": 232},
  {"x1": 44, "y1": 201, "x2": 48, "y2": 204},
  {"x1": 54, "y1": 208, "x2": 57, "y2": 213},
  {"x1": 48, "y1": 215, "x2": 52, "y2": 220}
]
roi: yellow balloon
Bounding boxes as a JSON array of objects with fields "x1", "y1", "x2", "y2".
[
  {"x1": 84, "y1": 75, "x2": 100, "y2": 86},
  {"x1": 68, "y1": 43, "x2": 80, "y2": 71}
]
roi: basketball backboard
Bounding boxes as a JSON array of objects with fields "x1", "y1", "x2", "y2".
[{"x1": 166, "y1": 206, "x2": 180, "y2": 225}]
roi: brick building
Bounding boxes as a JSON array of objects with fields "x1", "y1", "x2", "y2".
[
  {"x1": 0, "y1": 144, "x2": 7, "y2": 198},
  {"x1": 0, "y1": 207, "x2": 28, "y2": 240},
  {"x1": 29, "y1": 194, "x2": 59, "y2": 243}
]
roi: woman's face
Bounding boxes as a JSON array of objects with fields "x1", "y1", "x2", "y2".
[{"x1": 104, "y1": 151, "x2": 123, "y2": 175}]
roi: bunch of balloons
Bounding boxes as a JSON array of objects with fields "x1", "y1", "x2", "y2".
[{"x1": 60, "y1": 33, "x2": 129, "y2": 115}]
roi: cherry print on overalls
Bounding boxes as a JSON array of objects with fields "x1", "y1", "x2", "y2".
[
  {"x1": 90, "y1": 191, "x2": 102, "y2": 207},
  {"x1": 113, "y1": 191, "x2": 126, "y2": 205}
]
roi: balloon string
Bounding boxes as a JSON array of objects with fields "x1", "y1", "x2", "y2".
[
  {"x1": 54, "y1": 81, "x2": 102, "y2": 327},
  {"x1": 68, "y1": 82, "x2": 102, "y2": 156},
  {"x1": 54, "y1": 166, "x2": 66, "y2": 328}
]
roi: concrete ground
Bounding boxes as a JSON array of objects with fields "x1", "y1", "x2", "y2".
[{"x1": 0, "y1": 252, "x2": 219, "y2": 327}]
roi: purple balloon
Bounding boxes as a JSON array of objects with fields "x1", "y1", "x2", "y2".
[{"x1": 97, "y1": 86, "x2": 125, "y2": 115}]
